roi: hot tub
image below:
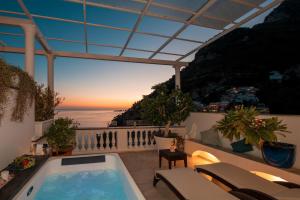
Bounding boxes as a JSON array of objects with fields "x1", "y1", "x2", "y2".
[{"x1": 13, "y1": 154, "x2": 145, "y2": 200}]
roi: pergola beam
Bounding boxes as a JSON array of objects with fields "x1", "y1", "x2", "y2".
[
  {"x1": 64, "y1": 0, "x2": 226, "y2": 31},
  {"x1": 231, "y1": 0, "x2": 259, "y2": 8},
  {"x1": 134, "y1": 0, "x2": 231, "y2": 23},
  {"x1": 0, "y1": 31, "x2": 184, "y2": 56},
  {"x1": 177, "y1": 0, "x2": 284, "y2": 61},
  {"x1": 0, "y1": 16, "x2": 37, "y2": 77},
  {"x1": 66, "y1": 0, "x2": 257, "y2": 27},
  {"x1": 17, "y1": 0, "x2": 51, "y2": 54},
  {"x1": 173, "y1": 65, "x2": 181, "y2": 89},
  {"x1": 47, "y1": 54, "x2": 55, "y2": 91},
  {"x1": 119, "y1": 0, "x2": 152, "y2": 56},
  {"x1": 0, "y1": 16, "x2": 33, "y2": 26},
  {"x1": 0, "y1": 10, "x2": 205, "y2": 43},
  {"x1": 149, "y1": 0, "x2": 217, "y2": 59},
  {"x1": 83, "y1": 0, "x2": 88, "y2": 53},
  {"x1": 0, "y1": 0, "x2": 284, "y2": 65},
  {"x1": 0, "y1": 46, "x2": 188, "y2": 66}
]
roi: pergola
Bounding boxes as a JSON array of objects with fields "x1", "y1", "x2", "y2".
[{"x1": 0, "y1": 0, "x2": 283, "y2": 91}]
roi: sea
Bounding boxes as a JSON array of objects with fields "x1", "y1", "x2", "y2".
[{"x1": 55, "y1": 109, "x2": 124, "y2": 128}]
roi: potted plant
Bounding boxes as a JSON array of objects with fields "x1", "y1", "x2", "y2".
[
  {"x1": 216, "y1": 106, "x2": 295, "y2": 168},
  {"x1": 35, "y1": 84, "x2": 63, "y2": 138},
  {"x1": 216, "y1": 106, "x2": 258, "y2": 153},
  {"x1": 45, "y1": 118, "x2": 77, "y2": 156},
  {"x1": 141, "y1": 85, "x2": 193, "y2": 151}
]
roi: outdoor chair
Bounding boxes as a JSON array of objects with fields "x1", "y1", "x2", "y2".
[
  {"x1": 195, "y1": 162, "x2": 300, "y2": 200},
  {"x1": 153, "y1": 168, "x2": 277, "y2": 200}
]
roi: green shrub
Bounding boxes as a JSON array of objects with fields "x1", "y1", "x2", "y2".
[
  {"x1": 141, "y1": 85, "x2": 194, "y2": 135},
  {"x1": 46, "y1": 118, "x2": 76, "y2": 152}
]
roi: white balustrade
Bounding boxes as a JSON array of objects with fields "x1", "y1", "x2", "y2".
[{"x1": 73, "y1": 126, "x2": 186, "y2": 154}]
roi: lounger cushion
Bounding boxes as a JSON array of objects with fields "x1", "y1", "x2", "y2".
[
  {"x1": 196, "y1": 163, "x2": 287, "y2": 196},
  {"x1": 156, "y1": 168, "x2": 238, "y2": 200}
]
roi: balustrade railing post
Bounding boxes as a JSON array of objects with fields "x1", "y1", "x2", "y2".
[
  {"x1": 152, "y1": 131, "x2": 156, "y2": 145},
  {"x1": 103, "y1": 132, "x2": 107, "y2": 149},
  {"x1": 96, "y1": 133, "x2": 101, "y2": 149},
  {"x1": 147, "y1": 131, "x2": 152, "y2": 146},
  {"x1": 84, "y1": 133, "x2": 89, "y2": 151},
  {"x1": 73, "y1": 126, "x2": 184, "y2": 154},
  {"x1": 75, "y1": 131, "x2": 82, "y2": 151},
  {"x1": 114, "y1": 131, "x2": 117, "y2": 149},
  {"x1": 90, "y1": 133, "x2": 95, "y2": 151},
  {"x1": 127, "y1": 131, "x2": 130, "y2": 147},
  {"x1": 142, "y1": 130, "x2": 146, "y2": 146},
  {"x1": 137, "y1": 131, "x2": 141, "y2": 147},
  {"x1": 118, "y1": 129, "x2": 128, "y2": 151},
  {"x1": 109, "y1": 131, "x2": 113, "y2": 149},
  {"x1": 131, "y1": 131, "x2": 135, "y2": 147}
]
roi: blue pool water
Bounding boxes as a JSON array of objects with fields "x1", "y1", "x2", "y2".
[{"x1": 34, "y1": 170, "x2": 130, "y2": 200}]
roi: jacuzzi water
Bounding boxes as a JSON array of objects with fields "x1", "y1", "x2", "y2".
[
  {"x1": 34, "y1": 170, "x2": 129, "y2": 200},
  {"x1": 13, "y1": 154, "x2": 145, "y2": 200}
]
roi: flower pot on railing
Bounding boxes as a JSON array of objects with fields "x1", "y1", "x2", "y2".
[
  {"x1": 262, "y1": 142, "x2": 296, "y2": 168},
  {"x1": 52, "y1": 146, "x2": 74, "y2": 156},
  {"x1": 154, "y1": 136, "x2": 176, "y2": 151},
  {"x1": 231, "y1": 139, "x2": 253, "y2": 153}
]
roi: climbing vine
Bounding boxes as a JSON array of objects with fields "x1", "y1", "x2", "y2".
[{"x1": 0, "y1": 59, "x2": 36, "y2": 123}]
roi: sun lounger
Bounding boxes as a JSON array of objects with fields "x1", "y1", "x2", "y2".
[
  {"x1": 195, "y1": 162, "x2": 300, "y2": 200},
  {"x1": 153, "y1": 168, "x2": 276, "y2": 200}
]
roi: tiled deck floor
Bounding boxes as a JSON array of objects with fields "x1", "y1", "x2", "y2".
[{"x1": 119, "y1": 150, "x2": 194, "y2": 200}]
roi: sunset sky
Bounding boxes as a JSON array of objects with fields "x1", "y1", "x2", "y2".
[
  {"x1": 0, "y1": 52, "x2": 174, "y2": 109},
  {"x1": 0, "y1": 0, "x2": 273, "y2": 109}
]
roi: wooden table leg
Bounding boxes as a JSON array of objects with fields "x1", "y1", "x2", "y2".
[
  {"x1": 174, "y1": 160, "x2": 176, "y2": 166},
  {"x1": 184, "y1": 157, "x2": 187, "y2": 168},
  {"x1": 168, "y1": 160, "x2": 172, "y2": 169}
]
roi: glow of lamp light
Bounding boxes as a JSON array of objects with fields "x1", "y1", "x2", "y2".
[
  {"x1": 251, "y1": 171, "x2": 287, "y2": 182},
  {"x1": 192, "y1": 150, "x2": 220, "y2": 165}
]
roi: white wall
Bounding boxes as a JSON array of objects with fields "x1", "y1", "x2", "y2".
[
  {"x1": 0, "y1": 91, "x2": 34, "y2": 170},
  {"x1": 184, "y1": 112, "x2": 300, "y2": 169}
]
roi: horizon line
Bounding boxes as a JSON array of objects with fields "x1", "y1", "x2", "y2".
[{"x1": 56, "y1": 106, "x2": 128, "y2": 110}]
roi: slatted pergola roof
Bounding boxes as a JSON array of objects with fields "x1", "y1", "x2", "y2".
[{"x1": 0, "y1": 0, "x2": 283, "y2": 66}]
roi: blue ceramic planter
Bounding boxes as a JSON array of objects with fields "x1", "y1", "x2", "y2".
[
  {"x1": 231, "y1": 139, "x2": 253, "y2": 153},
  {"x1": 262, "y1": 142, "x2": 296, "y2": 168}
]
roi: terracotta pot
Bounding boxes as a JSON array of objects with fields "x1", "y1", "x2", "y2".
[{"x1": 52, "y1": 146, "x2": 73, "y2": 156}]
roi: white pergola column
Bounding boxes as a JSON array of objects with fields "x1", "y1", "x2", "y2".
[
  {"x1": 22, "y1": 24, "x2": 36, "y2": 78},
  {"x1": 47, "y1": 54, "x2": 55, "y2": 92},
  {"x1": 173, "y1": 65, "x2": 182, "y2": 90}
]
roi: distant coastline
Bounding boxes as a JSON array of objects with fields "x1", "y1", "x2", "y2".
[
  {"x1": 56, "y1": 108, "x2": 127, "y2": 112},
  {"x1": 55, "y1": 109, "x2": 124, "y2": 127},
  {"x1": 113, "y1": 109, "x2": 126, "y2": 112}
]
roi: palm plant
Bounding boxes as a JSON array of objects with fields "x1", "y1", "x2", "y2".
[{"x1": 216, "y1": 106, "x2": 289, "y2": 147}]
